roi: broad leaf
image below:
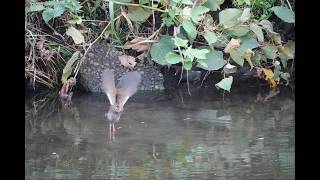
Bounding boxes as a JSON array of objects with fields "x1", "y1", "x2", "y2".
[
  {"x1": 249, "y1": 23, "x2": 264, "y2": 42},
  {"x1": 184, "y1": 47, "x2": 210, "y2": 59},
  {"x1": 62, "y1": 51, "x2": 80, "y2": 83},
  {"x1": 26, "y1": 3, "x2": 45, "y2": 13},
  {"x1": 230, "y1": 49, "x2": 244, "y2": 66},
  {"x1": 203, "y1": 31, "x2": 218, "y2": 45},
  {"x1": 150, "y1": 35, "x2": 175, "y2": 65},
  {"x1": 173, "y1": 37, "x2": 188, "y2": 47},
  {"x1": 238, "y1": 8, "x2": 251, "y2": 22},
  {"x1": 204, "y1": 0, "x2": 222, "y2": 11},
  {"x1": 127, "y1": 6, "x2": 152, "y2": 22},
  {"x1": 165, "y1": 52, "x2": 183, "y2": 64},
  {"x1": 66, "y1": 26, "x2": 85, "y2": 44},
  {"x1": 197, "y1": 59, "x2": 208, "y2": 68},
  {"x1": 183, "y1": 60, "x2": 193, "y2": 70},
  {"x1": 219, "y1": 8, "x2": 243, "y2": 28},
  {"x1": 197, "y1": 50, "x2": 225, "y2": 70},
  {"x1": 191, "y1": 6, "x2": 210, "y2": 23},
  {"x1": 223, "y1": 63, "x2": 237, "y2": 74},
  {"x1": 239, "y1": 36, "x2": 259, "y2": 52},
  {"x1": 271, "y1": 6, "x2": 295, "y2": 23},
  {"x1": 229, "y1": 26, "x2": 250, "y2": 37},
  {"x1": 182, "y1": 21, "x2": 197, "y2": 41},
  {"x1": 262, "y1": 43, "x2": 277, "y2": 59},
  {"x1": 216, "y1": 76, "x2": 233, "y2": 92}
]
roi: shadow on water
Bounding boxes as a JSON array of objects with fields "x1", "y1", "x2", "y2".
[{"x1": 25, "y1": 88, "x2": 294, "y2": 180}]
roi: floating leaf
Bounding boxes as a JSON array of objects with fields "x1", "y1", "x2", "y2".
[
  {"x1": 150, "y1": 35, "x2": 175, "y2": 65},
  {"x1": 203, "y1": 31, "x2": 218, "y2": 45},
  {"x1": 127, "y1": 6, "x2": 152, "y2": 22},
  {"x1": 184, "y1": 47, "x2": 210, "y2": 59},
  {"x1": 62, "y1": 51, "x2": 80, "y2": 83},
  {"x1": 238, "y1": 8, "x2": 251, "y2": 22},
  {"x1": 66, "y1": 26, "x2": 85, "y2": 44},
  {"x1": 230, "y1": 49, "x2": 244, "y2": 66},
  {"x1": 119, "y1": 55, "x2": 137, "y2": 69},
  {"x1": 262, "y1": 43, "x2": 277, "y2": 59},
  {"x1": 197, "y1": 50, "x2": 225, "y2": 70},
  {"x1": 249, "y1": 23, "x2": 264, "y2": 42},
  {"x1": 219, "y1": 8, "x2": 243, "y2": 28},
  {"x1": 165, "y1": 52, "x2": 183, "y2": 64},
  {"x1": 271, "y1": 6, "x2": 295, "y2": 23},
  {"x1": 224, "y1": 38, "x2": 240, "y2": 53},
  {"x1": 182, "y1": 20, "x2": 197, "y2": 41},
  {"x1": 191, "y1": 6, "x2": 210, "y2": 23},
  {"x1": 216, "y1": 76, "x2": 233, "y2": 92},
  {"x1": 173, "y1": 37, "x2": 188, "y2": 47}
]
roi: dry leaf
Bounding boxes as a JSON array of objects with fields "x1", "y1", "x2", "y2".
[
  {"x1": 224, "y1": 38, "x2": 241, "y2": 53},
  {"x1": 119, "y1": 55, "x2": 137, "y2": 69},
  {"x1": 262, "y1": 68, "x2": 278, "y2": 89},
  {"x1": 122, "y1": 37, "x2": 151, "y2": 52},
  {"x1": 244, "y1": 49, "x2": 254, "y2": 69},
  {"x1": 137, "y1": 51, "x2": 147, "y2": 63}
]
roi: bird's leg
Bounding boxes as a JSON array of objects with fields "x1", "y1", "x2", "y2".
[{"x1": 112, "y1": 123, "x2": 116, "y2": 134}]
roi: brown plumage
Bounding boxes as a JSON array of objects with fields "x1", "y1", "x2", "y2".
[{"x1": 101, "y1": 69, "x2": 142, "y2": 132}]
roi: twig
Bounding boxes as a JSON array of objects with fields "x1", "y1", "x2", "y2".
[
  {"x1": 186, "y1": 70, "x2": 191, "y2": 96},
  {"x1": 112, "y1": 1, "x2": 167, "y2": 13},
  {"x1": 286, "y1": 0, "x2": 293, "y2": 10}
]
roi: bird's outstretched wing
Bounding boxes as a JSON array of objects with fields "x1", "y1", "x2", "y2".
[
  {"x1": 116, "y1": 71, "x2": 142, "y2": 107},
  {"x1": 101, "y1": 69, "x2": 117, "y2": 105}
]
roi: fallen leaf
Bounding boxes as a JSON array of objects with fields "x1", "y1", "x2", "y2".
[
  {"x1": 66, "y1": 26, "x2": 85, "y2": 44},
  {"x1": 137, "y1": 51, "x2": 147, "y2": 63},
  {"x1": 262, "y1": 68, "x2": 278, "y2": 89},
  {"x1": 122, "y1": 37, "x2": 151, "y2": 52},
  {"x1": 119, "y1": 55, "x2": 137, "y2": 69},
  {"x1": 224, "y1": 38, "x2": 241, "y2": 53}
]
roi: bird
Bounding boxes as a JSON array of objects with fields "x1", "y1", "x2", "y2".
[{"x1": 100, "y1": 69, "x2": 142, "y2": 134}]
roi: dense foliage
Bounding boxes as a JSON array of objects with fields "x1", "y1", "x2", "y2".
[{"x1": 25, "y1": 0, "x2": 295, "y2": 92}]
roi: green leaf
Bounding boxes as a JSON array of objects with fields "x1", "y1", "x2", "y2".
[
  {"x1": 229, "y1": 26, "x2": 250, "y2": 37},
  {"x1": 259, "y1": 19, "x2": 274, "y2": 33},
  {"x1": 271, "y1": 6, "x2": 295, "y2": 23},
  {"x1": 165, "y1": 52, "x2": 183, "y2": 64},
  {"x1": 238, "y1": 8, "x2": 251, "y2": 22},
  {"x1": 197, "y1": 59, "x2": 208, "y2": 68},
  {"x1": 249, "y1": 23, "x2": 264, "y2": 42},
  {"x1": 280, "y1": 72, "x2": 290, "y2": 85},
  {"x1": 196, "y1": 50, "x2": 226, "y2": 70},
  {"x1": 219, "y1": 8, "x2": 243, "y2": 28},
  {"x1": 204, "y1": 0, "x2": 221, "y2": 11},
  {"x1": 252, "y1": 52, "x2": 262, "y2": 66},
  {"x1": 66, "y1": 26, "x2": 85, "y2": 44},
  {"x1": 139, "y1": 0, "x2": 150, "y2": 4},
  {"x1": 63, "y1": 0, "x2": 82, "y2": 13},
  {"x1": 262, "y1": 43, "x2": 277, "y2": 59},
  {"x1": 239, "y1": 36, "x2": 259, "y2": 52},
  {"x1": 230, "y1": 49, "x2": 244, "y2": 66},
  {"x1": 216, "y1": 76, "x2": 233, "y2": 92},
  {"x1": 42, "y1": 3, "x2": 65, "y2": 23},
  {"x1": 203, "y1": 31, "x2": 218, "y2": 45},
  {"x1": 127, "y1": 6, "x2": 152, "y2": 22},
  {"x1": 191, "y1": 6, "x2": 210, "y2": 23},
  {"x1": 62, "y1": 51, "x2": 80, "y2": 83},
  {"x1": 184, "y1": 47, "x2": 210, "y2": 59},
  {"x1": 181, "y1": 0, "x2": 193, "y2": 5},
  {"x1": 213, "y1": 33, "x2": 230, "y2": 48},
  {"x1": 182, "y1": 21, "x2": 197, "y2": 41},
  {"x1": 26, "y1": 3, "x2": 45, "y2": 13},
  {"x1": 183, "y1": 60, "x2": 193, "y2": 70},
  {"x1": 150, "y1": 35, "x2": 175, "y2": 65},
  {"x1": 173, "y1": 37, "x2": 188, "y2": 47},
  {"x1": 67, "y1": 15, "x2": 83, "y2": 25}
]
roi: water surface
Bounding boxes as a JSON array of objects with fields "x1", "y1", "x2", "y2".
[{"x1": 25, "y1": 89, "x2": 295, "y2": 180}]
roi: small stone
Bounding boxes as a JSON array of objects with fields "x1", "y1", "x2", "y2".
[
  {"x1": 93, "y1": 62, "x2": 99, "y2": 66},
  {"x1": 87, "y1": 53, "x2": 94, "y2": 58}
]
